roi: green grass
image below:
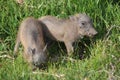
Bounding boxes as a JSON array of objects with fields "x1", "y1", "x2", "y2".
[{"x1": 0, "y1": 0, "x2": 120, "y2": 80}]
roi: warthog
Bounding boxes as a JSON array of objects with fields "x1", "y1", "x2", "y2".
[
  {"x1": 14, "y1": 17, "x2": 47, "y2": 69},
  {"x1": 38, "y1": 13, "x2": 97, "y2": 55}
]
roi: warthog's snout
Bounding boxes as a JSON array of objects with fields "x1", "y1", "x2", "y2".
[
  {"x1": 32, "y1": 53, "x2": 47, "y2": 67},
  {"x1": 28, "y1": 45, "x2": 48, "y2": 67},
  {"x1": 87, "y1": 27, "x2": 98, "y2": 37}
]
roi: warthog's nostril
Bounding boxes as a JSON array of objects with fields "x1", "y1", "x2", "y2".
[
  {"x1": 95, "y1": 31, "x2": 98, "y2": 35},
  {"x1": 88, "y1": 33, "x2": 94, "y2": 37},
  {"x1": 92, "y1": 31, "x2": 98, "y2": 36},
  {"x1": 88, "y1": 33, "x2": 91, "y2": 36},
  {"x1": 33, "y1": 61, "x2": 39, "y2": 66}
]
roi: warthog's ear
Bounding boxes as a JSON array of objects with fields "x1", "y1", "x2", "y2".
[
  {"x1": 43, "y1": 44, "x2": 47, "y2": 52},
  {"x1": 69, "y1": 15, "x2": 78, "y2": 21},
  {"x1": 75, "y1": 13, "x2": 88, "y2": 19},
  {"x1": 28, "y1": 47, "x2": 35, "y2": 55}
]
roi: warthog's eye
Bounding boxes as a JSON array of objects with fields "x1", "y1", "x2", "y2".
[
  {"x1": 32, "y1": 48, "x2": 35, "y2": 55},
  {"x1": 81, "y1": 21, "x2": 87, "y2": 26},
  {"x1": 82, "y1": 22, "x2": 85, "y2": 25},
  {"x1": 28, "y1": 48, "x2": 36, "y2": 55}
]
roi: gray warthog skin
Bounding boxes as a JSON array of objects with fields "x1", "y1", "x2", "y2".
[
  {"x1": 14, "y1": 17, "x2": 47, "y2": 68},
  {"x1": 38, "y1": 14, "x2": 98, "y2": 55}
]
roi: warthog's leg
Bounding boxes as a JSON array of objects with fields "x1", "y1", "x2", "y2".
[
  {"x1": 14, "y1": 32, "x2": 20, "y2": 58},
  {"x1": 64, "y1": 41, "x2": 74, "y2": 56}
]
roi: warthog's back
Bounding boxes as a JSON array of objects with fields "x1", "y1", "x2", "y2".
[
  {"x1": 19, "y1": 17, "x2": 45, "y2": 50},
  {"x1": 39, "y1": 16, "x2": 78, "y2": 41}
]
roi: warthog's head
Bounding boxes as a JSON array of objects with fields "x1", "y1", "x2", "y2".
[
  {"x1": 27, "y1": 45, "x2": 47, "y2": 67},
  {"x1": 70, "y1": 13, "x2": 98, "y2": 38}
]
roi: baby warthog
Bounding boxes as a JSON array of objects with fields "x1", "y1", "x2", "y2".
[
  {"x1": 38, "y1": 13, "x2": 97, "y2": 55},
  {"x1": 14, "y1": 17, "x2": 47, "y2": 69}
]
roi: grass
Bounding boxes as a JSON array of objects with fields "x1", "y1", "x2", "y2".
[{"x1": 0, "y1": 0, "x2": 120, "y2": 80}]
